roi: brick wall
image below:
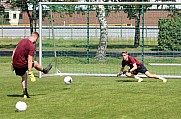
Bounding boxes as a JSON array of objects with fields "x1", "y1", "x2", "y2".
[{"x1": 21, "y1": 10, "x2": 171, "y2": 26}]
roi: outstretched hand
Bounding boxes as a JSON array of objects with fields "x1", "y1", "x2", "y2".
[
  {"x1": 117, "y1": 71, "x2": 127, "y2": 77},
  {"x1": 117, "y1": 72, "x2": 122, "y2": 77}
]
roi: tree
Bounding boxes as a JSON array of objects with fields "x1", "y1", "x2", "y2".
[
  {"x1": 6, "y1": 0, "x2": 36, "y2": 33},
  {"x1": 122, "y1": 0, "x2": 151, "y2": 47},
  {"x1": 84, "y1": 0, "x2": 108, "y2": 60},
  {"x1": 0, "y1": 4, "x2": 5, "y2": 24},
  {"x1": 156, "y1": 0, "x2": 180, "y2": 51},
  {"x1": 0, "y1": 4, "x2": 5, "y2": 15},
  {"x1": 94, "y1": 2, "x2": 108, "y2": 60},
  {"x1": 6, "y1": 0, "x2": 68, "y2": 34},
  {"x1": 6, "y1": 0, "x2": 108, "y2": 60}
]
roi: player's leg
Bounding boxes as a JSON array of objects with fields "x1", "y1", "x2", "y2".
[
  {"x1": 125, "y1": 71, "x2": 143, "y2": 82},
  {"x1": 144, "y1": 71, "x2": 167, "y2": 83},
  {"x1": 21, "y1": 73, "x2": 30, "y2": 98},
  {"x1": 33, "y1": 61, "x2": 52, "y2": 74},
  {"x1": 134, "y1": 75, "x2": 143, "y2": 82},
  {"x1": 14, "y1": 67, "x2": 30, "y2": 98}
]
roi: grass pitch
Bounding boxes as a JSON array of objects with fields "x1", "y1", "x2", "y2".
[{"x1": 1, "y1": 57, "x2": 181, "y2": 119}]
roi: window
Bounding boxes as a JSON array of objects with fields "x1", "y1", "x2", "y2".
[
  {"x1": 19, "y1": 13, "x2": 23, "y2": 19},
  {"x1": 13, "y1": 14, "x2": 16, "y2": 19},
  {"x1": 4, "y1": 12, "x2": 9, "y2": 18}
]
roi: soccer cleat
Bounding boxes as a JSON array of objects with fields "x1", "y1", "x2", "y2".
[
  {"x1": 23, "y1": 95, "x2": 27, "y2": 99},
  {"x1": 162, "y1": 78, "x2": 167, "y2": 83},
  {"x1": 23, "y1": 94, "x2": 30, "y2": 98},
  {"x1": 23, "y1": 90, "x2": 30, "y2": 98},
  {"x1": 43, "y1": 64, "x2": 52, "y2": 74},
  {"x1": 135, "y1": 76, "x2": 143, "y2": 82},
  {"x1": 159, "y1": 76, "x2": 167, "y2": 83},
  {"x1": 138, "y1": 78, "x2": 143, "y2": 83}
]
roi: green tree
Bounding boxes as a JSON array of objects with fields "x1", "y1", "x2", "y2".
[
  {"x1": 122, "y1": 0, "x2": 151, "y2": 47},
  {"x1": 0, "y1": 4, "x2": 5, "y2": 15},
  {"x1": 6, "y1": 0, "x2": 76, "y2": 34},
  {"x1": 0, "y1": 4, "x2": 5, "y2": 24},
  {"x1": 157, "y1": 1, "x2": 180, "y2": 51},
  {"x1": 6, "y1": 0, "x2": 36, "y2": 33}
]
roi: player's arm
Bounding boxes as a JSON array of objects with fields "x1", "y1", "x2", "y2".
[
  {"x1": 11, "y1": 47, "x2": 16, "y2": 71},
  {"x1": 129, "y1": 63, "x2": 137, "y2": 72},
  {"x1": 117, "y1": 66, "x2": 125, "y2": 77},
  {"x1": 12, "y1": 47, "x2": 16, "y2": 60},
  {"x1": 120, "y1": 67, "x2": 124, "y2": 73},
  {"x1": 28, "y1": 55, "x2": 33, "y2": 72}
]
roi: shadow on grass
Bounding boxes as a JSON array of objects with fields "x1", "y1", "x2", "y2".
[
  {"x1": 7, "y1": 94, "x2": 46, "y2": 98},
  {"x1": 116, "y1": 79, "x2": 160, "y2": 82},
  {"x1": 116, "y1": 79, "x2": 138, "y2": 82},
  {"x1": 63, "y1": 87, "x2": 71, "y2": 90}
]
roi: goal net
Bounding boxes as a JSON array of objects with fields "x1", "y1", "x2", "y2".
[{"x1": 39, "y1": 2, "x2": 181, "y2": 78}]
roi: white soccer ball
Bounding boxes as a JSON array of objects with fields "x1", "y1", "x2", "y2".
[
  {"x1": 15, "y1": 101, "x2": 27, "y2": 112},
  {"x1": 64, "y1": 76, "x2": 73, "y2": 84}
]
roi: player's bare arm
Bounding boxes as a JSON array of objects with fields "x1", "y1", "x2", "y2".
[
  {"x1": 12, "y1": 47, "x2": 16, "y2": 60},
  {"x1": 28, "y1": 55, "x2": 33, "y2": 72},
  {"x1": 129, "y1": 63, "x2": 137, "y2": 72},
  {"x1": 120, "y1": 67, "x2": 124, "y2": 73}
]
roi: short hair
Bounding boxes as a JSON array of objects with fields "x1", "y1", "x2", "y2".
[
  {"x1": 32, "y1": 32, "x2": 39, "y2": 38},
  {"x1": 122, "y1": 51, "x2": 128, "y2": 54}
]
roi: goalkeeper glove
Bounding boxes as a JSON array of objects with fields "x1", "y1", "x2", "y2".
[
  {"x1": 122, "y1": 71, "x2": 127, "y2": 74},
  {"x1": 117, "y1": 71, "x2": 127, "y2": 77},
  {"x1": 28, "y1": 71, "x2": 36, "y2": 82},
  {"x1": 117, "y1": 72, "x2": 122, "y2": 77}
]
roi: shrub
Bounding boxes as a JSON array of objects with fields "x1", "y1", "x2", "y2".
[{"x1": 158, "y1": 16, "x2": 181, "y2": 51}]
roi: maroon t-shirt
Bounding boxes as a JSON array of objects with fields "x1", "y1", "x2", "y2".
[
  {"x1": 13, "y1": 39, "x2": 34, "y2": 68},
  {"x1": 122, "y1": 56, "x2": 142, "y2": 69}
]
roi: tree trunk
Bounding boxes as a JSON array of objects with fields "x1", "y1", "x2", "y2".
[
  {"x1": 134, "y1": 14, "x2": 141, "y2": 48},
  {"x1": 95, "y1": 5, "x2": 108, "y2": 60},
  {"x1": 25, "y1": 3, "x2": 33, "y2": 34}
]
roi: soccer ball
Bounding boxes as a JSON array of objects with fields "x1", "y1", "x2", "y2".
[
  {"x1": 15, "y1": 101, "x2": 27, "y2": 112},
  {"x1": 64, "y1": 76, "x2": 73, "y2": 84}
]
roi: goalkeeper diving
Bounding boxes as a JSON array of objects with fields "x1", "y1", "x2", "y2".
[
  {"x1": 11, "y1": 32, "x2": 52, "y2": 98},
  {"x1": 117, "y1": 51, "x2": 167, "y2": 83}
]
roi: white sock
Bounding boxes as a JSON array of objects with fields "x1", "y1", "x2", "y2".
[
  {"x1": 134, "y1": 76, "x2": 143, "y2": 80},
  {"x1": 158, "y1": 76, "x2": 165, "y2": 80}
]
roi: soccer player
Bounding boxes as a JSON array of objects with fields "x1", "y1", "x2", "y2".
[
  {"x1": 117, "y1": 51, "x2": 167, "y2": 83},
  {"x1": 12, "y1": 32, "x2": 52, "y2": 98}
]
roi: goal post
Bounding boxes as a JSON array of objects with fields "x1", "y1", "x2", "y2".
[{"x1": 39, "y1": 2, "x2": 181, "y2": 78}]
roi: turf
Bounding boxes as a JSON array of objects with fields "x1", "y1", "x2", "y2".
[{"x1": 1, "y1": 59, "x2": 181, "y2": 119}]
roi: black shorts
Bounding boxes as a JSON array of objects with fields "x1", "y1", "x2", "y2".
[
  {"x1": 132, "y1": 64, "x2": 148, "y2": 75},
  {"x1": 14, "y1": 61, "x2": 34, "y2": 76}
]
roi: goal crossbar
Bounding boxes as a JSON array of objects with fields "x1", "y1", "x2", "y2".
[{"x1": 39, "y1": 2, "x2": 181, "y2": 6}]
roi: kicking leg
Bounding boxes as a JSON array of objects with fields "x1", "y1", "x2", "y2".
[{"x1": 33, "y1": 61, "x2": 52, "y2": 74}]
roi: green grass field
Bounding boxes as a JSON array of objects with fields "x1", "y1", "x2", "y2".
[
  {"x1": 1, "y1": 57, "x2": 181, "y2": 119},
  {"x1": 0, "y1": 37, "x2": 159, "y2": 51}
]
